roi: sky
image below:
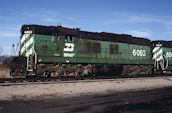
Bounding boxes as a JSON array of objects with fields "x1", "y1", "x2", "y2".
[{"x1": 0, "y1": 0, "x2": 172, "y2": 55}]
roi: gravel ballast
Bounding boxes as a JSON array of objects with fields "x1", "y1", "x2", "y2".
[{"x1": 0, "y1": 76, "x2": 172, "y2": 100}]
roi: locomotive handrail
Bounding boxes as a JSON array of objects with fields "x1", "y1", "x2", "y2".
[{"x1": 164, "y1": 55, "x2": 168, "y2": 70}]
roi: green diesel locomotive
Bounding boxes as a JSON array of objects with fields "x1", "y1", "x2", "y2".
[{"x1": 10, "y1": 24, "x2": 172, "y2": 77}]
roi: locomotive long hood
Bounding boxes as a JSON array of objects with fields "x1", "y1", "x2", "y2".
[{"x1": 21, "y1": 24, "x2": 151, "y2": 46}]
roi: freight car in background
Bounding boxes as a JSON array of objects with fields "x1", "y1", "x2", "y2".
[{"x1": 9, "y1": 24, "x2": 172, "y2": 77}]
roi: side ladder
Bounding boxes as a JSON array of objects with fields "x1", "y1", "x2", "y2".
[{"x1": 27, "y1": 55, "x2": 34, "y2": 72}]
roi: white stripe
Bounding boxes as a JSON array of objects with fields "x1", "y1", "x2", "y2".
[
  {"x1": 25, "y1": 48, "x2": 33, "y2": 57},
  {"x1": 156, "y1": 55, "x2": 163, "y2": 61},
  {"x1": 21, "y1": 34, "x2": 30, "y2": 44},
  {"x1": 153, "y1": 49, "x2": 163, "y2": 59},
  {"x1": 153, "y1": 47, "x2": 160, "y2": 53},
  {"x1": 20, "y1": 37, "x2": 33, "y2": 55}
]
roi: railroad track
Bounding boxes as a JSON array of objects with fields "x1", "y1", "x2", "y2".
[{"x1": 0, "y1": 74, "x2": 171, "y2": 86}]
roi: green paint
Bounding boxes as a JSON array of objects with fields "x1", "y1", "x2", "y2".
[
  {"x1": 21, "y1": 43, "x2": 34, "y2": 56},
  {"x1": 20, "y1": 34, "x2": 32, "y2": 48},
  {"x1": 162, "y1": 47, "x2": 172, "y2": 64},
  {"x1": 28, "y1": 34, "x2": 154, "y2": 65}
]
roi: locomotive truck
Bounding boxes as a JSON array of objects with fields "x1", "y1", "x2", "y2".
[{"x1": 10, "y1": 24, "x2": 172, "y2": 77}]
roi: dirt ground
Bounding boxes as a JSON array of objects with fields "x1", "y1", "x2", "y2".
[
  {"x1": 0, "y1": 76, "x2": 172, "y2": 112},
  {"x1": 0, "y1": 76, "x2": 172, "y2": 101},
  {"x1": 0, "y1": 68, "x2": 10, "y2": 78},
  {"x1": 0, "y1": 86, "x2": 172, "y2": 113}
]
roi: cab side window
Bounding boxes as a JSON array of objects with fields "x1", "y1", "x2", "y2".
[
  {"x1": 52, "y1": 33, "x2": 60, "y2": 40},
  {"x1": 65, "y1": 36, "x2": 68, "y2": 41},
  {"x1": 65, "y1": 35, "x2": 74, "y2": 42},
  {"x1": 69, "y1": 36, "x2": 74, "y2": 42},
  {"x1": 56, "y1": 36, "x2": 60, "y2": 40}
]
